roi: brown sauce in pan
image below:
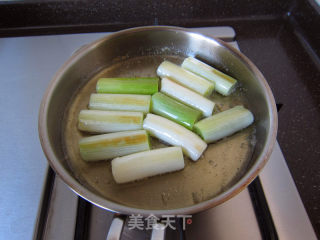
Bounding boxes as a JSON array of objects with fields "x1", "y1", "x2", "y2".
[{"x1": 62, "y1": 55, "x2": 256, "y2": 210}]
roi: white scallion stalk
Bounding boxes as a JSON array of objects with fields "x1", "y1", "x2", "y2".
[
  {"x1": 89, "y1": 93, "x2": 151, "y2": 113},
  {"x1": 160, "y1": 78, "x2": 215, "y2": 117},
  {"x1": 78, "y1": 110, "x2": 143, "y2": 133},
  {"x1": 181, "y1": 57, "x2": 237, "y2": 96},
  {"x1": 111, "y1": 146, "x2": 185, "y2": 184},
  {"x1": 143, "y1": 114, "x2": 207, "y2": 161},
  {"x1": 157, "y1": 61, "x2": 214, "y2": 96},
  {"x1": 79, "y1": 130, "x2": 150, "y2": 161},
  {"x1": 194, "y1": 106, "x2": 254, "y2": 143}
]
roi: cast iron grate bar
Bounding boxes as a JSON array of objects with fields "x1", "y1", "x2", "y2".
[
  {"x1": 176, "y1": 217, "x2": 186, "y2": 240},
  {"x1": 248, "y1": 177, "x2": 278, "y2": 240},
  {"x1": 74, "y1": 197, "x2": 92, "y2": 240},
  {"x1": 276, "y1": 103, "x2": 283, "y2": 112},
  {"x1": 33, "y1": 167, "x2": 56, "y2": 240}
]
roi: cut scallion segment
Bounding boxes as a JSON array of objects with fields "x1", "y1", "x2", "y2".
[
  {"x1": 156, "y1": 61, "x2": 214, "y2": 96},
  {"x1": 143, "y1": 114, "x2": 207, "y2": 161},
  {"x1": 160, "y1": 78, "x2": 215, "y2": 117},
  {"x1": 151, "y1": 92, "x2": 201, "y2": 130},
  {"x1": 78, "y1": 110, "x2": 143, "y2": 133},
  {"x1": 96, "y1": 77, "x2": 159, "y2": 94},
  {"x1": 181, "y1": 57, "x2": 237, "y2": 96},
  {"x1": 194, "y1": 106, "x2": 254, "y2": 143},
  {"x1": 79, "y1": 130, "x2": 150, "y2": 161},
  {"x1": 89, "y1": 93, "x2": 151, "y2": 113},
  {"x1": 111, "y1": 146, "x2": 184, "y2": 184}
]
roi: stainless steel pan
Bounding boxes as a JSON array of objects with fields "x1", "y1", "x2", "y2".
[{"x1": 38, "y1": 26, "x2": 277, "y2": 217}]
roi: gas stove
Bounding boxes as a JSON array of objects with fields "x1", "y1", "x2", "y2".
[{"x1": 0, "y1": 27, "x2": 316, "y2": 240}]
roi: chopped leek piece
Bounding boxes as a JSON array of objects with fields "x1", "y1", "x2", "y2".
[
  {"x1": 89, "y1": 93, "x2": 151, "y2": 113},
  {"x1": 194, "y1": 106, "x2": 254, "y2": 143},
  {"x1": 79, "y1": 130, "x2": 150, "y2": 161},
  {"x1": 156, "y1": 61, "x2": 214, "y2": 96},
  {"x1": 143, "y1": 114, "x2": 207, "y2": 161},
  {"x1": 111, "y1": 146, "x2": 184, "y2": 184},
  {"x1": 181, "y1": 57, "x2": 237, "y2": 96},
  {"x1": 78, "y1": 110, "x2": 143, "y2": 133},
  {"x1": 160, "y1": 78, "x2": 215, "y2": 117},
  {"x1": 151, "y1": 92, "x2": 201, "y2": 130},
  {"x1": 96, "y1": 77, "x2": 159, "y2": 94}
]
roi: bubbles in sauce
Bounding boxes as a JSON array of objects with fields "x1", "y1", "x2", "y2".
[{"x1": 62, "y1": 55, "x2": 256, "y2": 210}]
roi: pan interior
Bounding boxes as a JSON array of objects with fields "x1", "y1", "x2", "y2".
[{"x1": 62, "y1": 55, "x2": 256, "y2": 210}]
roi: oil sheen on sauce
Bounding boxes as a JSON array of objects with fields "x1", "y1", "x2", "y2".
[{"x1": 62, "y1": 55, "x2": 256, "y2": 210}]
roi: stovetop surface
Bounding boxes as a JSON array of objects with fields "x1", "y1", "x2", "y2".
[
  {"x1": 233, "y1": 20, "x2": 320, "y2": 236},
  {"x1": 0, "y1": 19, "x2": 319, "y2": 239}
]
